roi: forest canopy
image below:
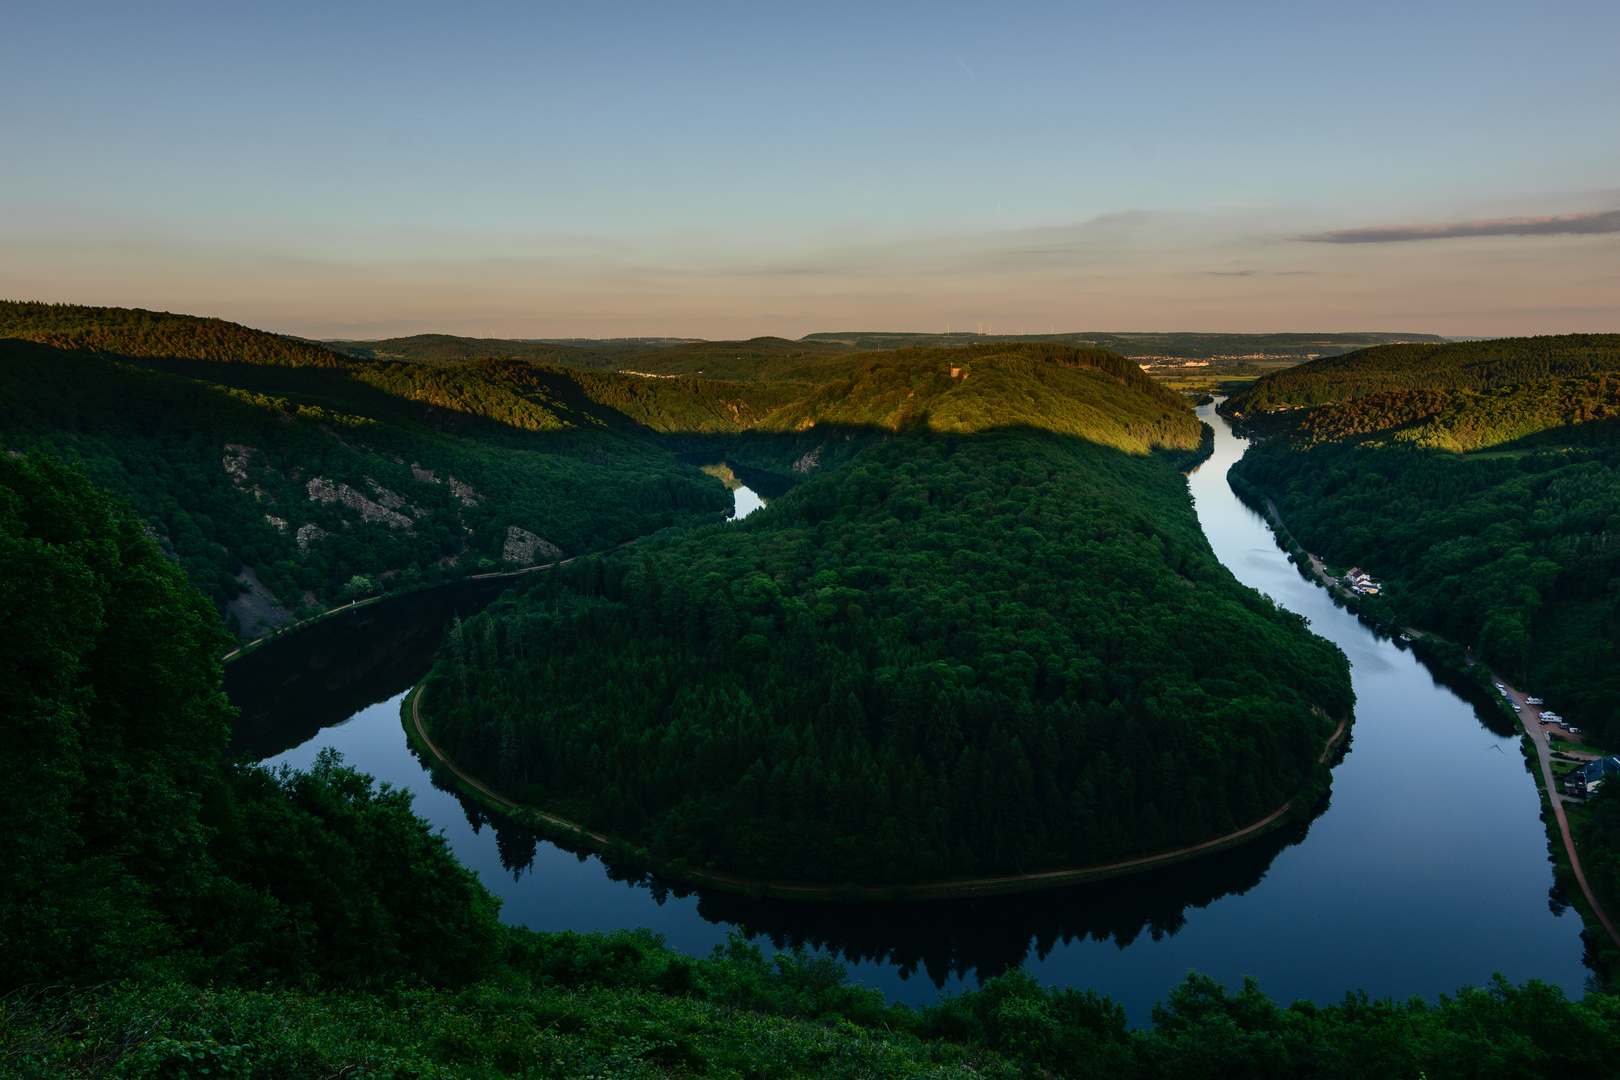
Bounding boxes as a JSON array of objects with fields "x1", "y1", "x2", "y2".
[
  {"x1": 0, "y1": 306, "x2": 1228, "y2": 640},
  {"x1": 420, "y1": 348, "x2": 1351, "y2": 885},
  {"x1": 0, "y1": 453, "x2": 505, "y2": 988},
  {"x1": 1222, "y1": 334, "x2": 1620, "y2": 416}
]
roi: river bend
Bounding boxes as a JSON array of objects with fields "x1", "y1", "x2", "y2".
[{"x1": 231, "y1": 410, "x2": 1590, "y2": 1019}]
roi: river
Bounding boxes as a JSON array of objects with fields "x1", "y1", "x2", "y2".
[{"x1": 231, "y1": 415, "x2": 1591, "y2": 1021}]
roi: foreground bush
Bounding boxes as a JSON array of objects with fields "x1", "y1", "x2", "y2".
[{"x1": 5, "y1": 929, "x2": 1618, "y2": 1080}]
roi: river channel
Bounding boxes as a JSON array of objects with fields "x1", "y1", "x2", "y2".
[{"x1": 228, "y1": 410, "x2": 1591, "y2": 1021}]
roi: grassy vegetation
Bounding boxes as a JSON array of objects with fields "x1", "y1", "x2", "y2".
[{"x1": 9, "y1": 931, "x2": 1619, "y2": 1079}]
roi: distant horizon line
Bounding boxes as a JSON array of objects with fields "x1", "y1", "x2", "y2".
[{"x1": 311, "y1": 329, "x2": 1475, "y2": 346}]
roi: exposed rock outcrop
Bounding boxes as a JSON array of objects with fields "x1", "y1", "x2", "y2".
[
  {"x1": 306, "y1": 477, "x2": 413, "y2": 529},
  {"x1": 226, "y1": 563, "x2": 293, "y2": 637},
  {"x1": 448, "y1": 476, "x2": 481, "y2": 507},
  {"x1": 296, "y1": 523, "x2": 328, "y2": 554},
  {"x1": 502, "y1": 526, "x2": 563, "y2": 567}
]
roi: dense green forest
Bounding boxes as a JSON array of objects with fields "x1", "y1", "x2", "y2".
[
  {"x1": 0, "y1": 300, "x2": 347, "y2": 367},
  {"x1": 6, "y1": 303, "x2": 1375, "y2": 646},
  {"x1": 329, "y1": 333, "x2": 622, "y2": 367},
  {"x1": 332, "y1": 333, "x2": 863, "y2": 381},
  {"x1": 1227, "y1": 336, "x2": 1620, "y2": 740},
  {"x1": 7, "y1": 448, "x2": 1617, "y2": 1079},
  {"x1": 420, "y1": 345, "x2": 1351, "y2": 885},
  {"x1": 1223, "y1": 334, "x2": 1620, "y2": 415},
  {"x1": 587, "y1": 336, "x2": 864, "y2": 382},
  {"x1": 0, "y1": 304, "x2": 747, "y2": 634},
  {"x1": 0, "y1": 453, "x2": 504, "y2": 988}
]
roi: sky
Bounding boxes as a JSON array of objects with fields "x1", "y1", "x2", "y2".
[{"x1": 2, "y1": 0, "x2": 1617, "y2": 340}]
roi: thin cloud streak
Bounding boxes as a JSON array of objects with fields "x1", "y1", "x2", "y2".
[{"x1": 1301, "y1": 209, "x2": 1620, "y2": 243}]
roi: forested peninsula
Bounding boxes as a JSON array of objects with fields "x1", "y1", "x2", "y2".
[
  {"x1": 1223, "y1": 333, "x2": 1620, "y2": 971},
  {"x1": 419, "y1": 345, "x2": 1352, "y2": 887}
]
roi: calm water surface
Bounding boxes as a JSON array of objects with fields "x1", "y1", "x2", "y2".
[{"x1": 239, "y1": 421, "x2": 1590, "y2": 1021}]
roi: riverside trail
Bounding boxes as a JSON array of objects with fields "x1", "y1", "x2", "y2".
[
  {"x1": 1495, "y1": 673, "x2": 1620, "y2": 951},
  {"x1": 410, "y1": 681, "x2": 1347, "y2": 901}
]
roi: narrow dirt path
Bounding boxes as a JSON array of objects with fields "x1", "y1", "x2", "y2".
[
  {"x1": 1494, "y1": 674, "x2": 1620, "y2": 951},
  {"x1": 411, "y1": 685, "x2": 1348, "y2": 900}
]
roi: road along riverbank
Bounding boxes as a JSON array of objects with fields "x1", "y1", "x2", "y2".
[
  {"x1": 405, "y1": 681, "x2": 1350, "y2": 902},
  {"x1": 1492, "y1": 672, "x2": 1620, "y2": 952}
]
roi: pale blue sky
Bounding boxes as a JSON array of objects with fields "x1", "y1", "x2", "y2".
[{"x1": 3, "y1": 1, "x2": 1617, "y2": 338}]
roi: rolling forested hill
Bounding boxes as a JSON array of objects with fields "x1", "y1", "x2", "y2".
[
  {"x1": 421, "y1": 344, "x2": 1351, "y2": 886},
  {"x1": 1222, "y1": 334, "x2": 1620, "y2": 416},
  {"x1": 0, "y1": 304, "x2": 738, "y2": 634},
  {"x1": 329, "y1": 332, "x2": 683, "y2": 368},
  {"x1": 0, "y1": 300, "x2": 348, "y2": 367},
  {"x1": 1, "y1": 304, "x2": 1261, "y2": 643},
  {"x1": 588, "y1": 335, "x2": 864, "y2": 382}
]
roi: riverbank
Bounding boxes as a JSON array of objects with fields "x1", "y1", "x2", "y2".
[
  {"x1": 1246, "y1": 483, "x2": 1620, "y2": 964},
  {"x1": 1495, "y1": 669, "x2": 1620, "y2": 960},
  {"x1": 219, "y1": 494, "x2": 758, "y2": 666},
  {"x1": 403, "y1": 681, "x2": 1350, "y2": 902}
]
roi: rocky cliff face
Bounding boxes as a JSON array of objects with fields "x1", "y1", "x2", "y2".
[{"x1": 502, "y1": 526, "x2": 563, "y2": 567}]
